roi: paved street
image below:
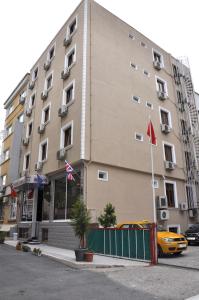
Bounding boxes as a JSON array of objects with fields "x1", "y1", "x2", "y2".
[{"x1": 0, "y1": 244, "x2": 161, "y2": 300}]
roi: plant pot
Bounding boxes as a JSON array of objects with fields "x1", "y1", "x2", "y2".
[
  {"x1": 16, "y1": 244, "x2": 22, "y2": 251},
  {"x1": 74, "y1": 248, "x2": 88, "y2": 261},
  {"x1": 84, "y1": 252, "x2": 93, "y2": 262}
]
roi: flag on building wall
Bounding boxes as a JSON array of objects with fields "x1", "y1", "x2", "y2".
[
  {"x1": 10, "y1": 185, "x2": 17, "y2": 198},
  {"x1": 65, "y1": 160, "x2": 75, "y2": 181},
  {"x1": 147, "y1": 121, "x2": 157, "y2": 145}
]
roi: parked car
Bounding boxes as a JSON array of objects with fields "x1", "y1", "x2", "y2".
[
  {"x1": 185, "y1": 224, "x2": 199, "y2": 245},
  {"x1": 116, "y1": 221, "x2": 188, "y2": 256}
]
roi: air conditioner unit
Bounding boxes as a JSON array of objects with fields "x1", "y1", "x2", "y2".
[
  {"x1": 35, "y1": 161, "x2": 43, "y2": 171},
  {"x1": 58, "y1": 105, "x2": 68, "y2": 117},
  {"x1": 23, "y1": 137, "x2": 29, "y2": 146},
  {"x1": 29, "y1": 81, "x2": 35, "y2": 90},
  {"x1": 161, "y1": 124, "x2": 171, "y2": 134},
  {"x1": 38, "y1": 124, "x2": 45, "y2": 134},
  {"x1": 19, "y1": 95, "x2": 26, "y2": 105},
  {"x1": 157, "y1": 196, "x2": 168, "y2": 209},
  {"x1": 153, "y1": 60, "x2": 162, "y2": 70},
  {"x1": 61, "y1": 68, "x2": 70, "y2": 80},
  {"x1": 41, "y1": 90, "x2": 48, "y2": 100},
  {"x1": 43, "y1": 60, "x2": 51, "y2": 71},
  {"x1": 165, "y1": 161, "x2": 175, "y2": 170},
  {"x1": 158, "y1": 91, "x2": 167, "y2": 100},
  {"x1": 158, "y1": 209, "x2": 169, "y2": 221},
  {"x1": 26, "y1": 108, "x2": 32, "y2": 117},
  {"x1": 63, "y1": 36, "x2": 72, "y2": 47},
  {"x1": 179, "y1": 202, "x2": 188, "y2": 211},
  {"x1": 56, "y1": 148, "x2": 66, "y2": 160}
]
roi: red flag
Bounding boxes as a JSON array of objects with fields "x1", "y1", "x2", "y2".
[
  {"x1": 10, "y1": 185, "x2": 17, "y2": 198},
  {"x1": 147, "y1": 121, "x2": 156, "y2": 145}
]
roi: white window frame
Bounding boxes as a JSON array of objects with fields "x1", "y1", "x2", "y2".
[
  {"x1": 2, "y1": 175, "x2": 6, "y2": 186},
  {"x1": 45, "y1": 72, "x2": 53, "y2": 91},
  {"x1": 38, "y1": 138, "x2": 48, "y2": 162},
  {"x1": 162, "y1": 141, "x2": 176, "y2": 164},
  {"x1": 29, "y1": 92, "x2": 36, "y2": 108},
  {"x1": 98, "y1": 170, "x2": 108, "y2": 181},
  {"x1": 4, "y1": 149, "x2": 10, "y2": 161},
  {"x1": 6, "y1": 124, "x2": 12, "y2": 136},
  {"x1": 18, "y1": 113, "x2": 24, "y2": 123},
  {"x1": 64, "y1": 45, "x2": 76, "y2": 69},
  {"x1": 155, "y1": 75, "x2": 168, "y2": 96},
  {"x1": 132, "y1": 95, "x2": 140, "y2": 104},
  {"x1": 159, "y1": 107, "x2": 172, "y2": 128},
  {"x1": 164, "y1": 180, "x2": 178, "y2": 208},
  {"x1": 26, "y1": 119, "x2": 33, "y2": 137},
  {"x1": 67, "y1": 15, "x2": 78, "y2": 37},
  {"x1": 167, "y1": 224, "x2": 181, "y2": 234},
  {"x1": 9, "y1": 198, "x2": 17, "y2": 220},
  {"x1": 62, "y1": 80, "x2": 75, "y2": 106},
  {"x1": 60, "y1": 121, "x2": 73, "y2": 149},
  {"x1": 152, "y1": 48, "x2": 164, "y2": 68},
  {"x1": 47, "y1": 43, "x2": 56, "y2": 62},
  {"x1": 32, "y1": 65, "x2": 39, "y2": 81},
  {"x1": 135, "y1": 133, "x2": 144, "y2": 142},
  {"x1": 23, "y1": 152, "x2": 31, "y2": 171},
  {"x1": 146, "y1": 101, "x2": 153, "y2": 109},
  {"x1": 41, "y1": 103, "x2": 51, "y2": 125},
  {"x1": 152, "y1": 179, "x2": 159, "y2": 189}
]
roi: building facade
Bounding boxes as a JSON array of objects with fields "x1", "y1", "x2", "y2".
[
  {"x1": 0, "y1": 74, "x2": 29, "y2": 233},
  {"x1": 1, "y1": 0, "x2": 199, "y2": 248}
]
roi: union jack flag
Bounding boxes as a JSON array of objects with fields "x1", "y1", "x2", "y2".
[{"x1": 65, "y1": 160, "x2": 73, "y2": 173}]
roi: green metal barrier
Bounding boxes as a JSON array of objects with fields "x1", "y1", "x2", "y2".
[{"x1": 87, "y1": 228, "x2": 151, "y2": 262}]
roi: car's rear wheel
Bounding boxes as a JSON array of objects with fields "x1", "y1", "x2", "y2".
[{"x1": 158, "y1": 245, "x2": 164, "y2": 257}]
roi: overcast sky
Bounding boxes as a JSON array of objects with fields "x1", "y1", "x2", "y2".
[{"x1": 0, "y1": 0, "x2": 198, "y2": 131}]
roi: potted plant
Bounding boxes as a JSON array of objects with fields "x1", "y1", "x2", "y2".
[
  {"x1": 32, "y1": 248, "x2": 42, "y2": 256},
  {"x1": 84, "y1": 250, "x2": 94, "y2": 262},
  {"x1": 98, "y1": 203, "x2": 117, "y2": 228},
  {"x1": 22, "y1": 244, "x2": 31, "y2": 252},
  {"x1": 16, "y1": 241, "x2": 22, "y2": 250},
  {"x1": 0, "y1": 231, "x2": 6, "y2": 244},
  {"x1": 71, "y1": 199, "x2": 91, "y2": 261}
]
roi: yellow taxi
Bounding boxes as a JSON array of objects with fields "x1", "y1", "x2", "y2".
[{"x1": 116, "y1": 221, "x2": 188, "y2": 256}]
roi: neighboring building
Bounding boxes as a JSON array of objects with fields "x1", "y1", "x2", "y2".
[
  {"x1": 0, "y1": 74, "x2": 29, "y2": 233},
  {"x1": 1, "y1": 0, "x2": 199, "y2": 247}
]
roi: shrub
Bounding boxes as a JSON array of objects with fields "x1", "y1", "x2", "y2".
[{"x1": 98, "y1": 203, "x2": 117, "y2": 227}]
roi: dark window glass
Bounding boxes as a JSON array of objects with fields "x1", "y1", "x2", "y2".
[
  {"x1": 68, "y1": 50, "x2": 75, "y2": 67},
  {"x1": 44, "y1": 107, "x2": 49, "y2": 123},
  {"x1": 54, "y1": 177, "x2": 66, "y2": 220},
  {"x1": 41, "y1": 143, "x2": 47, "y2": 161},
  {"x1": 69, "y1": 19, "x2": 76, "y2": 35},
  {"x1": 164, "y1": 145, "x2": 173, "y2": 162},
  {"x1": 161, "y1": 110, "x2": 169, "y2": 125},
  {"x1": 64, "y1": 127, "x2": 71, "y2": 148},
  {"x1": 166, "y1": 183, "x2": 175, "y2": 207}
]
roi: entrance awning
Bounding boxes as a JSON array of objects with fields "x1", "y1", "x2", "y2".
[
  {"x1": 0, "y1": 224, "x2": 16, "y2": 232},
  {"x1": 13, "y1": 175, "x2": 48, "y2": 189}
]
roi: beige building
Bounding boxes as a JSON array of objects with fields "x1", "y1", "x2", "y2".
[
  {"x1": 2, "y1": 0, "x2": 199, "y2": 247},
  {"x1": 0, "y1": 74, "x2": 29, "y2": 233}
]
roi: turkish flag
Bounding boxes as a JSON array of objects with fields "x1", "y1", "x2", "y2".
[{"x1": 147, "y1": 121, "x2": 157, "y2": 145}]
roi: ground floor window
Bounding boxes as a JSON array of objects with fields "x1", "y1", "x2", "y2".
[
  {"x1": 18, "y1": 227, "x2": 29, "y2": 239},
  {"x1": 9, "y1": 198, "x2": 17, "y2": 220},
  {"x1": 0, "y1": 201, "x2": 3, "y2": 220},
  {"x1": 42, "y1": 228, "x2": 48, "y2": 242},
  {"x1": 21, "y1": 191, "x2": 33, "y2": 221},
  {"x1": 42, "y1": 184, "x2": 51, "y2": 220}
]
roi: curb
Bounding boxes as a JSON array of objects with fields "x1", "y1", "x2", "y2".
[{"x1": 158, "y1": 262, "x2": 199, "y2": 272}]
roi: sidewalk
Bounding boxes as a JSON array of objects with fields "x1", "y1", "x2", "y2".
[{"x1": 5, "y1": 240, "x2": 148, "y2": 269}]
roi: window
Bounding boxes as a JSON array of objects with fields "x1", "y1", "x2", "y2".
[
  {"x1": 46, "y1": 73, "x2": 53, "y2": 90},
  {"x1": 185, "y1": 151, "x2": 191, "y2": 171},
  {"x1": 165, "y1": 181, "x2": 177, "y2": 208},
  {"x1": 157, "y1": 78, "x2": 166, "y2": 92},
  {"x1": 42, "y1": 228, "x2": 48, "y2": 242},
  {"x1": 68, "y1": 17, "x2": 77, "y2": 36},
  {"x1": 153, "y1": 49, "x2": 164, "y2": 66},
  {"x1": 146, "y1": 101, "x2": 153, "y2": 109},
  {"x1": 0, "y1": 202, "x2": 3, "y2": 220},
  {"x1": 186, "y1": 185, "x2": 194, "y2": 208},
  {"x1": 129, "y1": 33, "x2": 135, "y2": 40},
  {"x1": 130, "y1": 63, "x2": 137, "y2": 70},
  {"x1": 152, "y1": 180, "x2": 159, "y2": 189},
  {"x1": 65, "y1": 46, "x2": 76, "y2": 69},
  {"x1": 27, "y1": 121, "x2": 33, "y2": 137},
  {"x1": 4, "y1": 149, "x2": 10, "y2": 160},
  {"x1": 21, "y1": 191, "x2": 33, "y2": 222},
  {"x1": 132, "y1": 96, "x2": 140, "y2": 103},
  {"x1": 172, "y1": 64, "x2": 180, "y2": 84},
  {"x1": 143, "y1": 70, "x2": 149, "y2": 77},
  {"x1": 63, "y1": 81, "x2": 75, "y2": 105},
  {"x1": 24, "y1": 153, "x2": 30, "y2": 170},
  {"x1": 163, "y1": 143, "x2": 175, "y2": 163},
  {"x1": 30, "y1": 93, "x2": 36, "y2": 108},
  {"x1": 140, "y1": 41, "x2": 147, "y2": 48},
  {"x1": 10, "y1": 199, "x2": 17, "y2": 220},
  {"x1": 18, "y1": 113, "x2": 24, "y2": 123},
  {"x1": 39, "y1": 139, "x2": 48, "y2": 162},
  {"x1": 6, "y1": 124, "x2": 12, "y2": 136},
  {"x1": 167, "y1": 225, "x2": 180, "y2": 234},
  {"x1": 98, "y1": 170, "x2": 108, "y2": 181},
  {"x1": 60, "y1": 121, "x2": 73, "y2": 149},
  {"x1": 160, "y1": 108, "x2": 171, "y2": 127},
  {"x1": 177, "y1": 90, "x2": 183, "y2": 103},
  {"x1": 32, "y1": 67, "x2": 38, "y2": 81},
  {"x1": 42, "y1": 104, "x2": 50, "y2": 124},
  {"x1": 48, "y1": 45, "x2": 55, "y2": 61},
  {"x1": 2, "y1": 175, "x2": 6, "y2": 186},
  {"x1": 6, "y1": 105, "x2": 13, "y2": 117},
  {"x1": 42, "y1": 183, "x2": 51, "y2": 221},
  {"x1": 135, "y1": 133, "x2": 143, "y2": 142}
]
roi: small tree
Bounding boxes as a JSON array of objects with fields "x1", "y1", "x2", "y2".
[
  {"x1": 71, "y1": 199, "x2": 91, "y2": 248},
  {"x1": 98, "y1": 203, "x2": 117, "y2": 228}
]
